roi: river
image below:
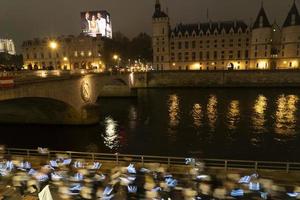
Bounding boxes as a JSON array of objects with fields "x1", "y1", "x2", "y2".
[{"x1": 1, "y1": 88, "x2": 300, "y2": 161}]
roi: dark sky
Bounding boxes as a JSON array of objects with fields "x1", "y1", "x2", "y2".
[{"x1": 0, "y1": 0, "x2": 296, "y2": 53}]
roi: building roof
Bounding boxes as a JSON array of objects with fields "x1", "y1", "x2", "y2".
[
  {"x1": 252, "y1": 6, "x2": 271, "y2": 29},
  {"x1": 171, "y1": 20, "x2": 249, "y2": 36},
  {"x1": 153, "y1": 0, "x2": 168, "y2": 19},
  {"x1": 283, "y1": 1, "x2": 300, "y2": 27}
]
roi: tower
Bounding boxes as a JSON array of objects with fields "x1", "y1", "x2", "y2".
[
  {"x1": 250, "y1": 2, "x2": 273, "y2": 69},
  {"x1": 152, "y1": 0, "x2": 170, "y2": 70},
  {"x1": 280, "y1": 0, "x2": 300, "y2": 68}
]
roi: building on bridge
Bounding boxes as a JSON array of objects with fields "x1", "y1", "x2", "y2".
[
  {"x1": 0, "y1": 39, "x2": 16, "y2": 55},
  {"x1": 152, "y1": 0, "x2": 300, "y2": 70},
  {"x1": 22, "y1": 34, "x2": 104, "y2": 70}
]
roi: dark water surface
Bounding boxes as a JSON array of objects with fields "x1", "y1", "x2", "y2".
[{"x1": 1, "y1": 88, "x2": 300, "y2": 161}]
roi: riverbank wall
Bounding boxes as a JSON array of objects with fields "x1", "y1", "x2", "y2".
[{"x1": 133, "y1": 70, "x2": 300, "y2": 88}]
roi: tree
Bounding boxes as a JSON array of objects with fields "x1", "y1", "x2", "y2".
[
  {"x1": 102, "y1": 32, "x2": 153, "y2": 68},
  {"x1": 0, "y1": 53, "x2": 23, "y2": 71}
]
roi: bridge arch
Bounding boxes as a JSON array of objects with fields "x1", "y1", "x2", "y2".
[{"x1": 0, "y1": 97, "x2": 84, "y2": 124}]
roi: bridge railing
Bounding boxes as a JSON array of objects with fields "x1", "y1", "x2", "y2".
[{"x1": 4, "y1": 148, "x2": 300, "y2": 172}]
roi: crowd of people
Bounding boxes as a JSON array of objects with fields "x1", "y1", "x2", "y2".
[{"x1": 0, "y1": 150, "x2": 299, "y2": 199}]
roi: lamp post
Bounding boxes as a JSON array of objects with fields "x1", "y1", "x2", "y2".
[{"x1": 49, "y1": 41, "x2": 58, "y2": 70}]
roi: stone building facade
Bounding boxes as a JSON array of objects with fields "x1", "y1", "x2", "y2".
[
  {"x1": 152, "y1": 0, "x2": 300, "y2": 70},
  {"x1": 22, "y1": 34, "x2": 104, "y2": 70}
]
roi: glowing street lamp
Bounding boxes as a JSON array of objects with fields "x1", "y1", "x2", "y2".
[
  {"x1": 48, "y1": 41, "x2": 59, "y2": 69},
  {"x1": 49, "y1": 41, "x2": 58, "y2": 50},
  {"x1": 113, "y1": 54, "x2": 119, "y2": 60}
]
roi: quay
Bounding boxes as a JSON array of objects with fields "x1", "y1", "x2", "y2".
[{"x1": 5, "y1": 148, "x2": 300, "y2": 185}]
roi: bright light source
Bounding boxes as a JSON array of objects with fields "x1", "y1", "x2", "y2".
[
  {"x1": 63, "y1": 57, "x2": 68, "y2": 61},
  {"x1": 49, "y1": 41, "x2": 58, "y2": 50},
  {"x1": 113, "y1": 54, "x2": 119, "y2": 60}
]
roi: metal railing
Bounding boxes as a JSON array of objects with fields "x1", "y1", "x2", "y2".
[{"x1": 4, "y1": 148, "x2": 300, "y2": 172}]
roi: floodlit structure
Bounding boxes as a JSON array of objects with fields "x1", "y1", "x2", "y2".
[
  {"x1": 152, "y1": 0, "x2": 300, "y2": 70},
  {"x1": 0, "y1": 39, "x2": 16, "y2": 55},
  {"x1": 22, "y1": 34, "x2": 104, "y2": 70}
]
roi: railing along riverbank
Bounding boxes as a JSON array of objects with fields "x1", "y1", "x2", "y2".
[{"x1": 4, "y1": 148, "x2": 300, "y2": 173}]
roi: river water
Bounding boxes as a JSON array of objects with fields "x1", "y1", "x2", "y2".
[{"x1": 1, "y1": 88, "x2": 300, "y2": 161}]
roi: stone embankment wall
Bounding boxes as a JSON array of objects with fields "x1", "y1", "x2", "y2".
[{"x1": 133, "y1": 70, "x2": 300, "y2": 88}]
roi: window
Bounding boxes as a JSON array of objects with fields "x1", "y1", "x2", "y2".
[
  {"x1": 171, "y1": 53, "x2": 175, "y2": 61},
  {"x1": 255, "y1": 52, "x2": 257, "y2": 58},
  {"x1": 214, "y1": 51, "x2": 217, "y2": 59},
  {"x1": 192, "y1": 52, "x2": 196, "y2": 61},
  {"x1": 292, "y1": 14, "x2": 296, "y2": 25},
  {"x1": 184, "y1": 53, "x2": 189, "y2": 61},
  {"x1": 229, "y1": 51, "x2": 233, "y2": 59},
  {"x1": 259, "y1": 16, "x2": 263, "y2": 27},
  {"x1": 237, "y1": 50, "x2": 241, "y2": 59},
  {"x1": 49, "y1": 52, "x2": 52, "y2": 58},
  {"x1": 178, "y1": 42, "x2": 182, "y2": 49},
  {"x1": 26, "y1": 54, "x2": 30, "y2": 59},
  {"x1": 192, "y1": 41, "x2": 196, "y2": 48},
  {"x1": 33, "y1": 53, "x2": 37, "y2": 59},
  {"x1": 245, "y1": 50, "x2": 249, "y2": 59},
  {"x1": 41, "y1": 53, "x2": 44, "y2": 59},
  {"x1": 185, "y1": 41, "x2": 189, "y2": 49},
  {"x1": 206, "y1": 51, "x2": 210, "y2": 60},
  {"x1": 178, "y1": 53, "x2": 182, "y2": 61},
  {"x1": 161, "y1": 56, "x2": 164, "y2": 62},
  {"x1": 221, "y1": 51, "x2": 225, "y2": 59},
  {"x1": 199, "y1": 52, "x2": 203, "y2": 59}
]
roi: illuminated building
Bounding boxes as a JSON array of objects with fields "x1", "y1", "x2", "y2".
[
  {"x1": 22, "y1": 34, "x2": 104, "y2": 70},
  {"x1": 0, "y1": 39, "x2": 16, "y2": 55},
  {"x1": 152, "y1": 0, "x2": 300, "y2": 70}
]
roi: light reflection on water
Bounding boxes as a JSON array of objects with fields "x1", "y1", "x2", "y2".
[
  {"x1": 97, "y1": 89, "x2": 300, "y2": 160},
  {"x1": 192, "y1": 103, "x2": 203, "y2": 128},
  {"x1": 168, "y1": 94, "x2": 180, "y2": 128},
  {"x1": 252, "y1": 95, "x2": 267, "y2": 134},
  {"x1": 275, "y1": 95, "x2": 299, "y2": 136},
  {"x1": 207, "y1": 95, "x2": 218, "y2": 131},
  {"x1": 227, "y1": 100, "x2": 240, "y2": 131},
  {"x1": 102, "y1": 117, "x2": 119, "y2": 150}
]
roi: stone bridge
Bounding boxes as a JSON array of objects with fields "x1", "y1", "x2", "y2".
[{"x1": 0, "y1": 71, "x2": 138, "y2": 124}]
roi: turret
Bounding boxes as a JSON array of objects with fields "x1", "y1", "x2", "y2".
[
  {"x1": 152, "y1": 0, "x2": 170, "y2": 70},
  {"x1": 280, "y1": 0, "x2": 300, "y2": 68},
  {"x1": 250, "y1": 2, "x2": 273, "y2": 69}
]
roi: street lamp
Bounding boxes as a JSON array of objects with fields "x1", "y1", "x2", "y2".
[
  {"x1": 49, "y1": 41, "x2": 58, "y2": 70},
  {"x1": 49, "y1": 41, "x2": 58, "y2": 50},
  {"x1": 113, "y1": 54, "x2": 119, "y2": 60}
]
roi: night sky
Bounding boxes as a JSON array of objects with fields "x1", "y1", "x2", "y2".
[{"x1": 0, "y1": 0, "x2": 296, "y2": 52}]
